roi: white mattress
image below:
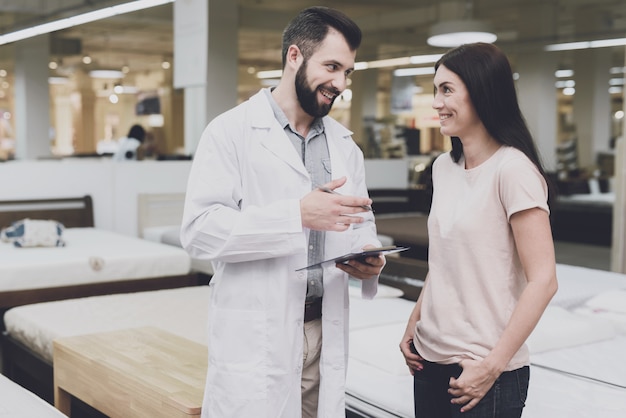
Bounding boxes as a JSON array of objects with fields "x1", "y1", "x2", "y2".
[
  {"x1": 5, "y1": 263, "x2": 626, "y2": 417},
  {"x1": 551, "y1": 264, "x2": 626, "y2": 309},
  {"x1": 142, "y1": 225, "x2": 214, "y2": 275},
  {"x1": 0, "y1": 227, "x2": 191, "y2": 292},
  {"x1": 0, "y1": 373, "x2": 67, "y2": 417},
  {"x1": 4, "y1": 286, "x2": 210, "y2": 363}
]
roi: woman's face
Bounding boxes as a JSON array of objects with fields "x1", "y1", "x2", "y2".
[{"x1": 432, "y1": 64, "x2": 482, "y2": 138}]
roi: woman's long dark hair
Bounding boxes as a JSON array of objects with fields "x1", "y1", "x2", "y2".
[{"x1": 435, "y1": 42, "x2": 555, "y2": 206}]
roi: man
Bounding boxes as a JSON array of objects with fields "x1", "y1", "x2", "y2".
[{"x1": 180, "y1": 7, "x2": 385, "y2": 417}]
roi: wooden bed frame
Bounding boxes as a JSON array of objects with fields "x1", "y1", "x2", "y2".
[
  {"x1": 0, "y1": 195, "x2": 208, "y2": 413},
  {"x1": 0, "y1": 195, "x2": 205, "y2": 310}
]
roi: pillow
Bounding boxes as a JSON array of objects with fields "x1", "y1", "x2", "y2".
[
  {"x1": 0, "y1": 219, "x2": 65, "y2": 247},
  {"x1": 526, "y1": 306, "x2": 616, "y2": 354},
  {"x1": 584, "y1": 289, "x2": 626, "y2": 314}
]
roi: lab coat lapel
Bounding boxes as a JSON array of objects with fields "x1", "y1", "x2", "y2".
[{"x1": 249, "y1": 91, "x2": 309, "y2": 178}]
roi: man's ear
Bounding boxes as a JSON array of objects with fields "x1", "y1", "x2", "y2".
[{"x1": 286, "y1": 45, "x2": 303, "y2": 67}]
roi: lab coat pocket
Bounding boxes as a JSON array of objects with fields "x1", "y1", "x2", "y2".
[
  {"x1": 211, "y1": 308, "x2": 268, "y2": 365},
  {"x1": 209, "y1": 308, "x2": 268, "y2": 398}
]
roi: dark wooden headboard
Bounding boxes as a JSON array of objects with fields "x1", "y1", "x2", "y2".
[{"x1": 0, "y1": 195, "x2": 94, "y2": 228}]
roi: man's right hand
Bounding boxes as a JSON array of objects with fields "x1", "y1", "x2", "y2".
[{"x1": 300, "y1": 177, "x2": 372, "y2": 231}]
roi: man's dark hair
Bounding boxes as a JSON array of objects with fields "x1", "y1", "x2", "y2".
[{"x1": 281, "y1": 6, "x2": 361, "y2": 68}]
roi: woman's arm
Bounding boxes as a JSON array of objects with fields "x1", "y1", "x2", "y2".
[
  {"x1": 399, "y1": 273, "x2": 429, "y2": 374},
  {"x1": 449, "y1": 207, "x2": 558, "y2": 411}
]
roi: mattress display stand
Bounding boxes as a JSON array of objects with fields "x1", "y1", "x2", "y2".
[{"x1": 53, "y1": 327, "x2": 207, "y2": 418}]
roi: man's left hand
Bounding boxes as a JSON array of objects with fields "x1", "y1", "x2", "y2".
[{"x1": 334, "y1": 245, "x2": 386, "y2": 280}]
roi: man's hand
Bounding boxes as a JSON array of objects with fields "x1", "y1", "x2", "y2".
[
  {"x1": 300, "y1": 177, "x2": 373, "y2": 232},
  {"x1": 335, "y1": 244, "x2": 386, "y2": 280}
]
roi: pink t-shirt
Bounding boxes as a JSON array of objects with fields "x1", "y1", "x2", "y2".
[{"x1": 413, "y1": 145, "x2": 549, "y2": 371}]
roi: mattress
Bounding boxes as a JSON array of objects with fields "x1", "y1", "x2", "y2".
[
  {"x1": 0, "y1": 227, "x2": 191, "y2": 292},
  {"x1": 142, "y1": 225, "x2": 394, "y2": 276},
  {"x1": 142, "y1": 225, "x2": 214, "y2": 275},
  {"x1": 4, "y1": 286, "x2": 210, "y2": 363},
  {"x1": 0, "y1": 373, "x2": 67, "y2": 417},
  {"x1": 5, "y1": 263, "x2": 626, "y2": 417},
  {"x1": 552, "y1": 264, "x2": 626, "y2": 309}
]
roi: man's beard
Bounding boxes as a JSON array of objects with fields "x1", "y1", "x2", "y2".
[{"x1": 295, "y1": 61, "x2": 337, "y2": 118}]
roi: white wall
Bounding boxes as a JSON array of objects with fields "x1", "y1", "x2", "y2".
[
  {"x1": 0, "y1": 160, "x2": 191, "y2": 236},
  {"x1": 0, "y1": 158, "x2": 407, "y2": 236}
]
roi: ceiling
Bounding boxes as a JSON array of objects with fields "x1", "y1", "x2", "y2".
[{"x1": 1, "y1": 0, "x2": 626, "y2": 96}]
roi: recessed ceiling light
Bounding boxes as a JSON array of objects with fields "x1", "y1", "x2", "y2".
[
  {"x1": 427, "y1": 20, "x2": 497, "y2": 48},
  {"x1": 89, "y1": 70, "x2": 125, "y2": 79}
]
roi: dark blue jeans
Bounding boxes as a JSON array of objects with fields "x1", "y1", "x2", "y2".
[{"x1": 413, "y1": 360, "x2": 529, "y2": 418}]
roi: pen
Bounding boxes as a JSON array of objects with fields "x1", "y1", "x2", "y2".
[{"x1": 315, "y1": 185, "x2": 374, "y2": 212}]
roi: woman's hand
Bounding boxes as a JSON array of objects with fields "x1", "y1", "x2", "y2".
[
  {"x1": 448, "y1": 359, "x2": 499, "y2": 412},
  {"x1": 399, "y1": 335, "x2": 424, "y2": 375}
]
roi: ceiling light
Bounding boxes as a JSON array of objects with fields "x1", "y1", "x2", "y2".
[
  {"x1": 256, "y1": 69, "x2": 283, "y2": 79},
  {"x1": 545, "y1": 37, "x2": 626, "y2": 52},
  {"x1": 48, "y1": 76, "x2": 69, "y2": 85},
  {"x1": 555, "y1": 69, "x2": 574, "y2": 78},
  {"x1": 427, "y1": 20, "x2": 497, "y2": 47},
  {"x1": 89, "y1": 70, "x2": 125, "y2": 79},
  {"x1": 0, "y1": 0, "x2": 174, "y2": 46},
  {"x1": 394, "y1": 67, "x2": 436, "y2": 77},
  {"x1": 562, "y1": 87, "x2": 575, "y2": 96}
]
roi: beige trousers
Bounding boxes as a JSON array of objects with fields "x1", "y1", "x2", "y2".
[{"x1": 301, "y1": 318, "x2": 322, "y2": 418}]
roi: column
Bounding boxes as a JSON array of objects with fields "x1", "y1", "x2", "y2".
[
  {"x1": 14, "y1": 35, "x2": 50, "y2": 159},
  {"x1": 515, "y1": 3, "x2": 558, "y2": 172},
  {"x1": 174, "y1": 0, "x2": 238, "y2": 155},
  {"x1": 610, "y1": 47, "x2": 626, "y2": 272},
  {"x1": 516, "y1": 52, "x2": 558, "y2": 172},
  {"x1": 611, "y1": 137, "x2": 626, "y2": 271},
  {"x1": 572, "y1": 7, "x2": 613, "y2": 169},
  {"x1": 573, "y1": 48, "x2": 611, "y2": 169},
  {"x1": 72, "y1": 69, "x2": 96, "y2": 154},
  {"x1": 350, "y1": 68, "x2": 378, "y2": 155}
]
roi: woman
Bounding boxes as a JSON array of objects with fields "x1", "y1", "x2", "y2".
[{"x1": 399, "y1": 42, "x2": 558, "y2": 418}]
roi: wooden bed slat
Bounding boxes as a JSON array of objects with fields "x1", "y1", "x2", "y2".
[{"x1": 0, "y1": 195, "x2": 94, "y2": 229}]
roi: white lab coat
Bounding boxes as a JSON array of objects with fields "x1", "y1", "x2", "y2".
[{"x1": 180, "y1": 89, "x2": 380, "y2": 418}]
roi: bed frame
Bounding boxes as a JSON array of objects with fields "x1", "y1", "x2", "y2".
[
  {"x1": 0, "y1": 195, "x2": 204, "y2": 310},
  {"x1": 0, "y1": 195, "x2": 95, "y2": 229}
]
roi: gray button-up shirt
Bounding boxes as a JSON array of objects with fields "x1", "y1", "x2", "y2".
[{"x1": 265, "y1": 88, "x2": 330, "y2": 300}]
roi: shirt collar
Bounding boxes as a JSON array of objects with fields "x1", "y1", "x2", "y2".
[{"x1": 264, "y1": 88, "x2": 325, "y2": 137}]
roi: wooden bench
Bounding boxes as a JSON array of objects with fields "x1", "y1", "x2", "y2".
[{"x1": 53, "y1": 327, "x2": 207, "y2": 418}]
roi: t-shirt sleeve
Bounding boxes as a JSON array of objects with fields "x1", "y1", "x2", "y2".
[{"x1": 498, "y1": 156, "x2": 549, "y2": 220}]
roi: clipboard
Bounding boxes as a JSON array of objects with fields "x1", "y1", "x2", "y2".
[{"x1": 296, "y1": 245, "x2": 410, "y2": 271}]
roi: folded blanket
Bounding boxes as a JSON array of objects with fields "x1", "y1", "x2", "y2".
[{"x1": 0, "y1": 219, "x2": 65, "y2": 247}]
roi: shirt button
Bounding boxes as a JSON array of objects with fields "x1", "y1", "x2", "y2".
[{"x1": 309, "y1": 245, "x2": 314, "y2": 250}]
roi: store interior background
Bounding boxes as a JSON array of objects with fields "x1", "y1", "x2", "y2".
[
  {"x1": 0, "y1": 0, "x2": 623, "y2": 165},
  {"x1": 1, "y1": 0, "x2": 626, "y2": 265}
]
